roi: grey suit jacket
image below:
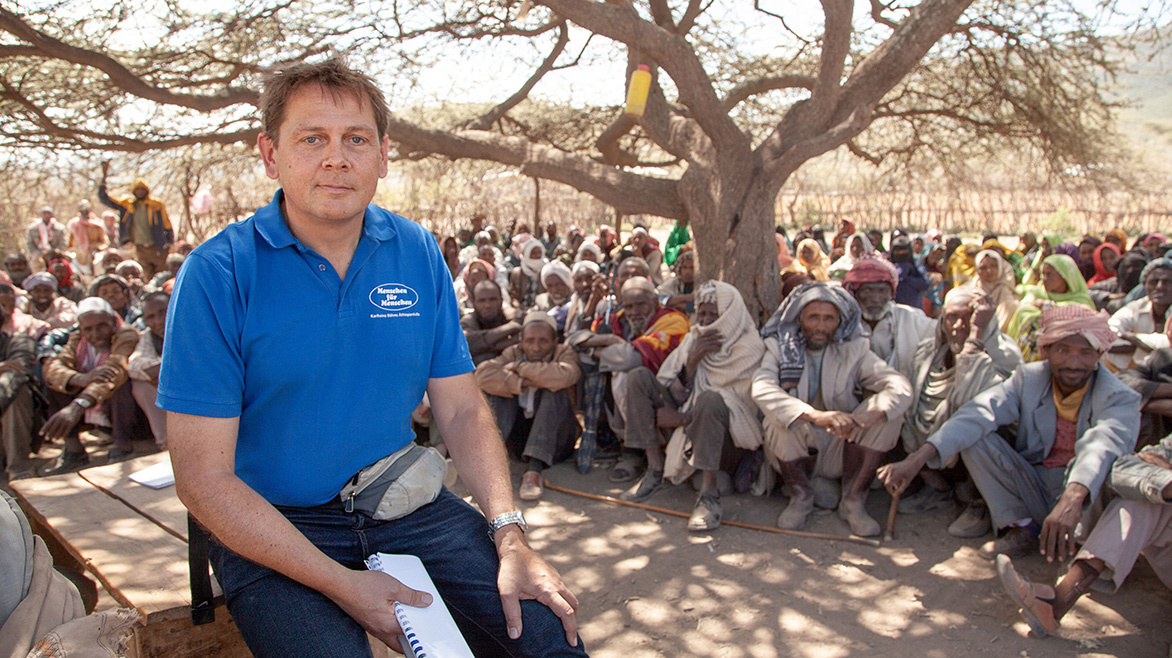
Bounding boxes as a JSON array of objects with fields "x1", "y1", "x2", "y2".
[{"x1": 928, "y1": 361, "x2": 1141, "y2": 503}]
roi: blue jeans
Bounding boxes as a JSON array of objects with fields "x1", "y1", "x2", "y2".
[{"x1": 208, "y1": 488, "x2": 587, "y2": 657}]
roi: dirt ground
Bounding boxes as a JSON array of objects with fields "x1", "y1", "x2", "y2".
[
  {"x1": 501, "y1": 459, "x2": 1172, "y2": 658},
  {"x1": 7, "y1": 435, "x2": 1170, "y2": 657}
]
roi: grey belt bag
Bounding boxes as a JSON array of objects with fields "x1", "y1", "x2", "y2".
[{"x1": 340, "y1": 443, "x2": 447, "y2": 520}]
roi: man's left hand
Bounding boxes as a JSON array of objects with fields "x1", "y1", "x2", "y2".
[
  {"x1": 496, "y1": 531, "x2": 579, "y2": 647},
  {"x1": 1040, "y1": 484, "x2": 1088, "y2": 563}
]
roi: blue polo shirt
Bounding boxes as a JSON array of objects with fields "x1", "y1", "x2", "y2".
[{"x1": 157, "y1": 192, "x2": 473, "y2": 507}]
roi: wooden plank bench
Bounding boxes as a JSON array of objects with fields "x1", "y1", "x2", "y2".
[{"x1": 10, "y1": 452, "x2": 251, "y2": 657}]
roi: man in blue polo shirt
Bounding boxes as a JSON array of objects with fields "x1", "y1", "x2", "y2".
[{"x1": 158, "y1": 58, "x2": 584, "y2": 657}]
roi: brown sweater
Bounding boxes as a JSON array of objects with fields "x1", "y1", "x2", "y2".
[
  {"x1": 43, "y1": 324, "x2": 138, "y2": 403},
  {"x1": 475, "y1": 343, "x2": 581, "y2": 398}
]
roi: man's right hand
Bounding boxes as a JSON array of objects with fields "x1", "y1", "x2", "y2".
[
  {"x1": 805, "y1": 410, "x2": 859, "y2": 439},
  {"x1": 877, "y1": 444, "x2": 939, "y2": 496},
  {"x1": 686, "y1": 330, "x2": 723, "y2": 371},
  {"x1": 332, "y1": 569, "x2": 432, "y2": 654},
  {"x1": 1138, "y1": 451, "x2": 1172, "y2": 471},
  {"x1": 72, "y1": 365, "x2": 120, "y2": 388},
  {"x1": 100, "y1": 160, "x2": 110, "y2": 181}
]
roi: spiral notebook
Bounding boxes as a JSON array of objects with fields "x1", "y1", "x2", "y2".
[{"x1": 364, "y1": 553, "x2": 474, "y2": 658}]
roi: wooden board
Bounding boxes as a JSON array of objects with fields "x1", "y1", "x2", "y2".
[
  {"x1": 11, "y1": 472, "x2": 199, "y2": 624},
  {"x1": 78, "y1": 453, "x2": 189, "y2": 541}
]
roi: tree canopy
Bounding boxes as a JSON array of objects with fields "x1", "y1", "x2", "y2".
[{"x1": 1, "y1": 0, "x2": 1163, "y2": 315}]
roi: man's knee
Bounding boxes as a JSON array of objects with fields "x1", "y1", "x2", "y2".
[
  {"x1": 693, "y1": 391, "x2": 728, "y2": 420},
  {"x1": 626, "y1": 366, "x2": 658, "y2": 397}
]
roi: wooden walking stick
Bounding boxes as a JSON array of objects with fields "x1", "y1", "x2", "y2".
[{"x1": 884, "y1": 491, "x2": 901, "y2": 542}]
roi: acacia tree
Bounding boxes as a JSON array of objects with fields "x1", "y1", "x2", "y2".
[{"x1": 0, "y1": 1, "x2": 1157, "y2": 316}]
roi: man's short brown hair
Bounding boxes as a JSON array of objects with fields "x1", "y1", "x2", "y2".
[{"x1": 260, "y1": 56, "x2": 390, "y2": 144}]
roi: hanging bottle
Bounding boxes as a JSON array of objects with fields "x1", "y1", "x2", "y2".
[{"x1": 624, "y1": 65, "x2": 652, "y2": 117}]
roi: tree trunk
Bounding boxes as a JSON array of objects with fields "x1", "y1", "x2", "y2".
[{"x1": 684, "y1": 168, "x2": 784, "y2": 323}]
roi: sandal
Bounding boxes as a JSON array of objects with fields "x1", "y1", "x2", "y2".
[
  {"x1": 608, "y1": 455, "x2": 643, "y2": 483},
  {"x1": 995, "y1": 555, "x2": 1060, "y2": 637}
]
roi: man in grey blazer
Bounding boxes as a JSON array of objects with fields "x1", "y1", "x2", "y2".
[{"x1": 879, "y1": 304, "x2": 1141, "y2": 559}]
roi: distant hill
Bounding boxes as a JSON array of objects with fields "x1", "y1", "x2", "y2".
[{"x1": 1113, "y1": 31, "x2": 1172, "y2": 170}]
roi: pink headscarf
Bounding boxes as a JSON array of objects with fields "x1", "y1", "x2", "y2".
[
  {"x1": 462, "y1": 259, "x2": 496, "y2": 288},
  {"x1": 1035, "y1": 304, "x2": 1117, "y2": 353}
]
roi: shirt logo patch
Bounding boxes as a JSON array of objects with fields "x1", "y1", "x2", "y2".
[{"x1": 369, "y1": 283, "x2": 419, "y2": 314}]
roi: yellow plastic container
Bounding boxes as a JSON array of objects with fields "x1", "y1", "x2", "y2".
[{"x1": 624, "y1": 65, "x2": 652, "y2": 117}]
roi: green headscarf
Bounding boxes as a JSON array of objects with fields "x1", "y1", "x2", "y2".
[{"x1": 1006, "y1": 254, "x2": 1094, "y2": 339}]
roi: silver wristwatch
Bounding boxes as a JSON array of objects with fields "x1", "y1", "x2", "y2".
[
  {"x1": 73, "y1": 397, "x2": 94, "y2": 409},
  {"x1": 488, "y1": 511, "x2": 527, "y2": 538}
]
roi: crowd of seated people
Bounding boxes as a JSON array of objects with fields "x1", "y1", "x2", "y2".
[
  {"x1": 4, "y1": 207, "x2": 1170, "y2": 641},
  {"x1": 431, "y1": 217, "x2": 1171, "y2": 638},
  {"x1": 0, "y1": 181, "x2": 182, "y2": 480}
]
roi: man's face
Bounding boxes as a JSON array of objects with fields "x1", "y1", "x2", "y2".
[
  {"x1": 854, "y1": 282, "x2": 892, "y2": 322},
  {"x1": 5, "y1": 258, "x2": 29, "y2": 284},
  {"x1": 457, "y1": 229, "x2": 472, "y2": 244},
  {"x1": 678, "y1": 256, "x2": 695, "y2": 284},
  {"x1": 632, "y1": 232, "x2": 647, "y2": 251},
  {"x1": 478, "y1": 244, "x2": 496, "y2": 265},
  {"x1": 799, "y1": 300, "x2": 840, "y2": 350},
  {"x1": 544, "y1": 276, "x2": 569, "y2": 303},
  {"x1": 257, "y1": 83, "x2": 389, "y2": 229},
  {"x1": 0, "y1": 292, "x2": 15, "y2": 319},
  {"x1": 521, "y1": 323, "x2": 556, "y2": 362},
  {"x1": 1146, "y1": 268, "x2": 1172, "y2": 308},
  {"x1": 614, "y1": 262, "x2": 647, "y2": 294},
  {"x1": 695, "y1": 301, "x2": 718, "y2": 327},
  {"x1": 142, "y1": 298, "x2": 167, "y2": 338},
  {"x1": 96, "y1": 281, "x2": 129, "y2": 313},
  {"x1": 30, "y1": 284, "x2": 54, "y2": 308},
  {"x1": 133, "y1": 186, "x2": 148, "y2": 200},
  {"x1": 621, "y1": 290, "x2": 657, "y2": 335},
  {"x1": 78, "y1": 312, "x2": 115, "y2": 349},
  {"x1": 545, "y1": 222, "x2": 557, "y2": 239},
  {"x1": 40, "y1": 210, "x2": 53, "y2": 221},
  {"x1": 1021, "y1": 233, "x2": 1037, "y2": 250},
  {"x1": 867, "y1": 230, "x2": 883, "y2": 247},
  {"x1": 472, "y1": 282, "x2": 503, "y2": 323},
  {"x1": 1042, "y1": 334, "x2": 1099, "y2": 392},
  {"x1": 50, "y1": 261, "x2": 68, "y2": 282},
  {"x1": 527, "y1": 245, "x2": 544, "y2": 261},
  {"x1": 579, "y1": 249, "x2": 598, "y2": 264},
  {"x1": 1041, "y1": 263, "x2": 1068, "y2": 296},
  {"x1": 1117, "y1": 256, "x2": 1143, "y2": 285},
  {"x1": 942, "y1": 303, "x2": 972, "y2": 354},
  {"x1": 912, "y1": 237, "x2": 924, "y2": 253},
  {"x1": 976, "y1": 256, "x2": 999, "y2": 284},
  {"x1": 573, "y1": 270, "x2": 594, "y2": 298}
]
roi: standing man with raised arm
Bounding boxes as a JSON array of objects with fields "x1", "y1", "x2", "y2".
[{"x1": 159, "y1": 58, "x2": 583, "y2": 657}]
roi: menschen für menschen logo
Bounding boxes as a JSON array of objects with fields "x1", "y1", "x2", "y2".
[{"x1": 369, "y1": 283, "x2": 419, "y2": 312}]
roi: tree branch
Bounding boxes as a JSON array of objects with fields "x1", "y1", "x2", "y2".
[
  {"x1": 722, "y1": 74, "x2": 816, "y2": 110},
  {"x1": 386, "y1": 117, "x2": 685, "y2": 218},
  {"x1": 870, "y1": 0, "x2": 901, "y2": 30},
  {"x1": 538, "y1": 0, "x2": 749, "y2": 157},
  {"x1": 461, "y1": 21, "x2": 569, "y2": 131}
]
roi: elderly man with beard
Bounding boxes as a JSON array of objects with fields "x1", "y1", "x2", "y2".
[
  {"x1": 844, "y1": 257, "x2": 936, "y2": 379},
  {"x1": 895, "y1": 285, "x2": 1023, "y2": 537},
  {"x1": 880, "y1": 305, "x2": 1140, "y2": 560},
  {"x1": 752, "y1": 282, "x2": 912, "y2": 537},
  {"x1": 626, "y1": 281, "x2": 765, "y2": 531},
  {"x1": 577, "y1": 276, "x2": 689, "y2": 486},
  {"x1": 461, "y1": 279, "x2": 521, "y2": 366},
  {"x1": 476, "y1": 313, "x2": 581, "y2": 501}
]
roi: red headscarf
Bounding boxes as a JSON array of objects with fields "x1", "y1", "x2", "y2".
[
  {"x1": 49, "y1": 258, "x2": 73, "y2": 287},
  {"x1": 1088, "y1": 242, "x2": 1120, "y2": 284},
  {"x1": 842, "y1": 255, "x2": 899, "y2": 295}
]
